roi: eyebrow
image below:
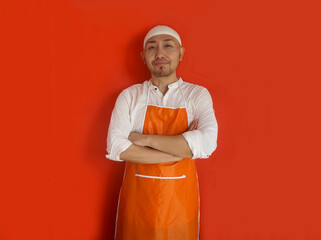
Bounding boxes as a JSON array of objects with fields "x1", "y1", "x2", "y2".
[{"x1": 146, "y1": 39, "x2": 175, "y2": 45}]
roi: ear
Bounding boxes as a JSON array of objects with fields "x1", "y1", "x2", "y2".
[
  {"x1": 179, "y1": 47, "x2": 185, "y2": 61},
  {"x1": 141, "y1": 51, "x2": 146, "y2": 64}
]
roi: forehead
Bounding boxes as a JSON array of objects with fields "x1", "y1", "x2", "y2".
[{"x1": 145, "y1": 34, "x2": 179, "y2": 46}]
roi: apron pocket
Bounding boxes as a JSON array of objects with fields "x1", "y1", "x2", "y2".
[
  {"x1": 134, "y1": 173, "x2": 187, "y2": 228},
  {"x1": 135, "y1": 174, "x2": 186, "y2": 179}
]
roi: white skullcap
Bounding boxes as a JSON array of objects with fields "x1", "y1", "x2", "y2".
[{"x1": 143, "y1": 25, "x2": 182, "y2": 49}]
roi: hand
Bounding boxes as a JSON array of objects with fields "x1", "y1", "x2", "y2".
[
  {"x1": 188, "y1": 119, "x2": 199, "y2": 131},
  {"x1": 128, "y1": 132, "x2": 148, "y2": 147}
]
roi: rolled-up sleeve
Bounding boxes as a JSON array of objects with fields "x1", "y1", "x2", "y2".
[
  {"x1": 182, "y1": 88, "x2": 218, "y2": 159},
  {"x1": 105, "y1": 90, "x2": 133, "y2": 161}
]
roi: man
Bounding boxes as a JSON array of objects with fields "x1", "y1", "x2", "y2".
[{"x1": 106, "y1": 25, "x2": 218, "y2": 240}]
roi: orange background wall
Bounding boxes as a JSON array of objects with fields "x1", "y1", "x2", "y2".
[{"x1": 1, "y1": 0, "x2": 321, "y2": 239}]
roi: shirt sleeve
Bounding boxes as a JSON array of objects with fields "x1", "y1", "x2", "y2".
[
  {"x1": 182, "y1": 87, "x2": 218, "y2": 159},
  {"x1": 105, "y1": 90, "x2": 133, "y2": 161}
]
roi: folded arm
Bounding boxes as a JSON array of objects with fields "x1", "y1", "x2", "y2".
[
  {"x1": 119, "y1": 144, "x2": 181, "y2": 164},
  {"x1": 128, "y1": 120, "x2": 199, "y2": 158},
  {"x1": 106, "y1": 87, "x2": 218, "y2": 163}
]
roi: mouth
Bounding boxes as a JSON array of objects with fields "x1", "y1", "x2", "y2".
[{"x1": 154, "y1": 61, "x2": 168, "y2": 67}]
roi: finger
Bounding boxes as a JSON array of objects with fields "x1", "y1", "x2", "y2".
[
  {"x1": 128, "y1": 132, "x2": 137, "y2": 141},
  {"x1": 188, "y1": 120, "x2": 197, "y2": 131},
  {"x1": 188, "y1": 121, "x2": 195, "y2": 131},
  {"x1": 191, "y1": 120, "x2": 199, "y2": 130},
  {"x1": 194, "y1": 120, "x2": 198, "y2": 129}
]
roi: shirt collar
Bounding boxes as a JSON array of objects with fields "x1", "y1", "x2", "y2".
[{"x1": 149, "y1": 77, "x2": 183, "y2": 90}]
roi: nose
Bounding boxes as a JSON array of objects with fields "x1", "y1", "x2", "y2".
[{"x1": 155, "y1": 47, "x2": 165, "y2": 59}]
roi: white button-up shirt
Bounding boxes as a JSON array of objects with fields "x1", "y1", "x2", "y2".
[{"x1": 106, "y1": 77, "x2": 218, "y2": 161}]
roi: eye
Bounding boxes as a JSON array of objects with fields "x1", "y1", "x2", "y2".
[
  {"x1": 148, "y1": 46, "x2": 156, "y2": 50},
  {"x1": 165, "y1": 44, "x2": 172, "y2": 47}
]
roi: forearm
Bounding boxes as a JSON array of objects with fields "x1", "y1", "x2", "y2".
[
  {"x1": 119, "y1": 144, "x2": 182, "y2": 164},
  {"x1": 145, "y1": 134, "x2": 193, "y2": 158}
]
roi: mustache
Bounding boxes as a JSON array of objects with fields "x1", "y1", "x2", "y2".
[{"x1": 153, "y1": 60, "x2": 169, "y2": 64}]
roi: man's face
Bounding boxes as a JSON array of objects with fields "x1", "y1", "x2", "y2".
[{"x1": 141, "y1": 34, "x2": 185, "y2": 78}]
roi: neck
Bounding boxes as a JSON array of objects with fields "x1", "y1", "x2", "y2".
[{"x1": 150, "y1": 73, "x2": 179, "y2": 95}]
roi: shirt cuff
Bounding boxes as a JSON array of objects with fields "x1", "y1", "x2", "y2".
[
  {"x1": 105, "y1": 139, "x2": 132, "y2": 162},
  {"x1": 182, "y1": 130, "x2": 202, "y2": 159}
]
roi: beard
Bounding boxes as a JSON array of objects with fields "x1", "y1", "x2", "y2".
[
  {"x1": 151, "y1": 66, "x2": 174, "y2": 77},
  {"x1": 149, "y1": 61, "x2": 179, "y2": 78}
]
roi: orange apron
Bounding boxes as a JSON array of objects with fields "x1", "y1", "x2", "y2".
[{"x1": 115, "y1": 85, "x2": 199, "y2": 240}]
